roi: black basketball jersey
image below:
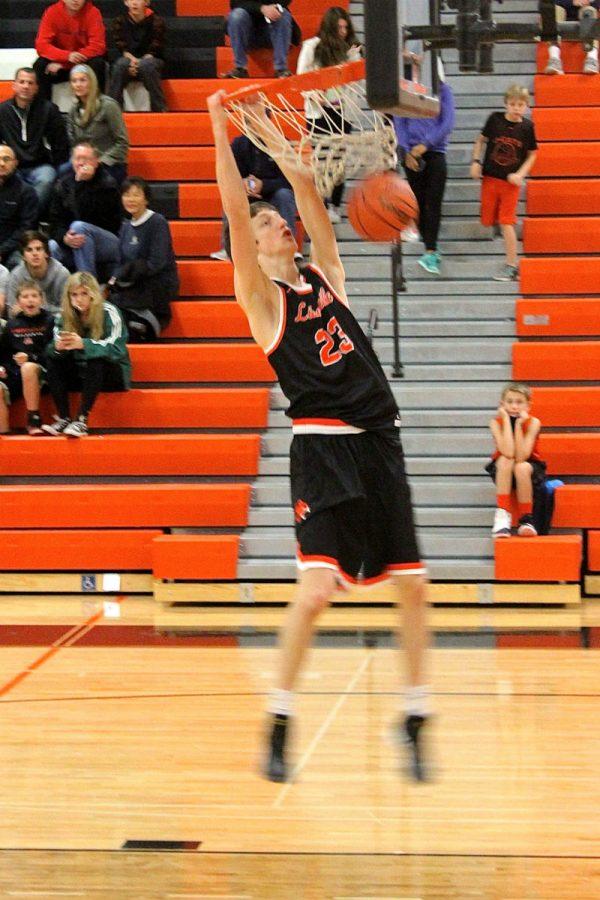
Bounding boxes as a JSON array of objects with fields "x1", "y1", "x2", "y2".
[{"x1": 266, "y1": 264, "x2": 399, "y2": 431}]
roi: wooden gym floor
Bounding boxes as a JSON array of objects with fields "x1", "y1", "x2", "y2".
[{"x1": 1, "y1": 594, "x2": 599, "y2": 898}]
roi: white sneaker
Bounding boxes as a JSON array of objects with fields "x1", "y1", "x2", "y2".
[
  {"x1": 544, "y1": 55, "x2": 564, "y2": 75},
  {"x1": 584, "y1": 54, "x2": 599, "y2": 75},
  {"x1": 210, "y1": 248, "x2": 229, "y2": 261},
  {"x1": 327, "y1": 206, "x2": 341, "y2": 224},
  {"x1": 492, "y1": 508, "x2": 512, "y2": 539},
  {"x1": 401, "y1": 226, "x2": 420, "y2": 243}
]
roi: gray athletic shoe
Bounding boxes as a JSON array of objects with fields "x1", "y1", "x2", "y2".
[
  {"x1": 492, "y1": 264, "x2": 518, "y2": 282},
  {"x1": 584, "y1": 54, "x2": 599, "y2": 75},
  {"x1": 544, "y1": 55, "x2": 564, "y2": 75}
]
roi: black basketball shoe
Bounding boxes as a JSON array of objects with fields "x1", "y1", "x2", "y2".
[
  {"x1": 264, "y1": 713, "x2": 289, "y2": 782},
  {"x1": 401, "y1": 714, "x2": 428, "y2": 782}
]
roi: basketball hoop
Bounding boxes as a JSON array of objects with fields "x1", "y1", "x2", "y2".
[{"x1": 221, "y1": 59, "x2": 416, "y2": 198}]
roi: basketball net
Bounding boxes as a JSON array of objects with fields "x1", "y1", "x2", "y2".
[{"x1": 221, "y1": 60, "x2": 399, "y2": 198}]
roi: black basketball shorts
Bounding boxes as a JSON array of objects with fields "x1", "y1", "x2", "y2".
[{"x1": 290, "y1": 428, "x2": 425, "y2": 584}]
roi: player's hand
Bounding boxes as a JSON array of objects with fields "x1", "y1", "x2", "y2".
[
  {"x1": 12, "y1": 352, "x2": 28, "y2": 367},
  {"x1": 497, "y1": 405, "x2": 510, "y2": 420},
  {"x1": 405, "y1": 153, "x2": 420, "y2": 172},
  {"x1": 207, "y1": 90, "x2": 229, "y2": 131},
  {"x1": 68, "y1": 51, "x2": 87, "y2": 64},
  {"x1": 46, "y1": 62, "x2": 64, "y2": 75},
  {"x1": 261, "y1": 4, "x2": 282, "y2": 21},
  {"x1": 518, "y1": 409, "x2": 530, "y2": 422},
  {"x1": 470, "y1": 161, "x2": 482, "y2": 180},
  {"x1": 411, "y1": 144, "x2": 427, "y2": 158},
  {"x1": 507, "y1": 172, "x2": 523, "y2": 187},
  {"x1": 0, "y1": 366, "x2": 7, "y2": 379}
]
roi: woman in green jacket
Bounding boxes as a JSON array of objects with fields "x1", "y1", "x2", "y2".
[
  {"x1": 67, "y1": 64, "x2": 129, "y2": 184},
  {"x1": 44, "y1": 271, "x2": 131, "y2": 437}
]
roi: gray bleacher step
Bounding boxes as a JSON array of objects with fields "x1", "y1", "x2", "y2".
[
  {"x1": 253, "y1": 480, "x2": 495, "y2": 507},
  {"x1": 446, "y1": 62, "x2": 536, "y2": 76},
  {"x1": 237, "y1": 558, "x2": 495, "y2": 582},
  {"x1": 391, "y1": 365, "x2": 512, "y2": 381},
  {"x1": 345, "y1": 258, "x2": 519, "y2": 280},
  {"x1": 338, "y1": 240, "x2": 514, "y2": 257},
  {"x1": 239, "y1": 529, "x2": 494, "y2": 560},
  {"x1": 438, "y1": 201, "x2": 525, "y2": 217},
  {"x1": 334, "y1": 222, "x2": 494, "y2": 241},
  {"x1": 371, "y1": 321, "x2": 514, "y2": 338},
  {"x1": 347, "y1": 280, "x2": 518, "y2": 296},
  {"x1": 341, "y1": 298, "x2": 516, "y2": 320},
  {"x1": 259, "y1": 456, "x2": 489, "y2": 477},
  {"x1": 248, "y1": 506, "x2": 494, "y2": 528},
  {"x1": 261, "y1": 431, "x2": 490, "y2": 457}
]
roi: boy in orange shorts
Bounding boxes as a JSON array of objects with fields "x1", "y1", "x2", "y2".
[{"x1": 470, "y1": 84, "x2": 538, "y2": 281}]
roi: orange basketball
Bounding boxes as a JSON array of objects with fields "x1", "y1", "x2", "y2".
[{"x1": 347, "y1": 171, "x2": 419, "y2": 243}]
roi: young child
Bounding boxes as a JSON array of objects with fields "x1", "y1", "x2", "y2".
[
  {"x1": 109, "y1": 0, "x2": 167, "y2": 113},
  {"x1": 470, "y1": 85, "x2": 538, "y2": 282},
  {"x1": 487, "y1": 382, "x2": 546, "y2": 538},
  {"x1": 0, "y1": 281, "x2": 54, "y2": 435}
]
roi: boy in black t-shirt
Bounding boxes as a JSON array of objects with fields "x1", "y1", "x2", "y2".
[{"x1": 470, "y1": 84, "x2": 538, "y2": 282}]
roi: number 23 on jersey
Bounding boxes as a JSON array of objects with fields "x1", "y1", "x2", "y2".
[{"x1": 314, "y1": 316, "x2": 355, "y2": 367}]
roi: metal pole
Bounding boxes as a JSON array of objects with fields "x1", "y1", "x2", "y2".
[
  {"x1": 390, "y1": 240, "x2": 405, "y2": 379},
  {"x1": 429, "y1": 0, "x2": 441, "y2": 95}
]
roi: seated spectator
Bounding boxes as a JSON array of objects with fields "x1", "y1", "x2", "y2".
[
  {"x1": 210, "y1": 134, "x2": 298, "y2": 260},
  {"x1": 296, "y1": 6, "x2": 362, "y2": 223},
  {"x1": 34, "y1": 0, "x2": 107, "y2": 102},
  {"x1": 0, "y1": 68, "x2": 69, "y2": 216},
  {"x1": 0, "y1": 144, "x2": 39, "y2": 271},
  {"x1": 545, "y1": 1, "x2": 599, "y2": 74},
  {"x1": 0, "y1": 263, "x2": 8, "y2": 316},
  {"x1": 6, "y1": 231, "x2": 70, "y2": 315},
  {"x1": 222, "y1": 1, "x2": 301, "y2": 79},
  {"x1": 43, "y1": 271, "x2": 131, "y2": 437},
  {"x1": 108, "y1": 176, "x2": 178, "y2": 341},
  {"x1": 109, "y1": 0, "x2": 168, "y2": 113},
  {"x1": 67, "y1": 65, "x2": 129, "y2": 185},
  {"x1": 0, "y1": 281, "x2": 54, "y2": 435},
  {"x1": 48, "y1": 142, "x2": 122, "y2": 279}
]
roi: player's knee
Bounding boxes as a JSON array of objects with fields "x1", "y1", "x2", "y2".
[
  {"x1": 514, "y1": 461, "x2": 532, "y2": 479},
  {"x1": 20, "y1": 362, "x2": 38, "y2": 380},
  {"x1": 395, "y1": 573, "x2": 428, "y2": 606},
  {"x1": 300, "y1": 587, "x2": 332, "y2": 616}
]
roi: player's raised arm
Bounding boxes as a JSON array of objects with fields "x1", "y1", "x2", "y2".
[
  {"x1": 207, "y1": 91, "x2": 279, "y2": 346},
  {"x1": 239, "y1": 100, "x2": 346, "y2": 300}
]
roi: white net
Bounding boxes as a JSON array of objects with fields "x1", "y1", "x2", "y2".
[{"x1": 223, "y1": 74, "x2": 398, "y2": 198}]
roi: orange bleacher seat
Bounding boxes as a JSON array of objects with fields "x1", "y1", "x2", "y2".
[
  {"x1": 534, "y1": 74, "x2": 600, "y2": 106},
  {"x1": 129, "y1": 342, "x2": 274, "y2": 382},
  {"x1": 124, "y1": 112, "x2": 238, "y2": 146},
  {"x1": 178, "y1": 259, "x2": 234, "y2": 296},
  {"x1": 0, "y1": 82, "x2": 11, "y2": 102},
  {"x1": 532, "y1": 143, "x2": 600, "y2": 177},
  {"x1": 513, "y1": 341, "x2": 600, "y2": 380},
  {"x1": 516, "y1": 299, "x2": 600, "y2": 336},
  {"x1": 162, "y1": 79, "x2": 244, "y2": 112},
  {"x1": 163, "y1": 301, "x2": 251, "y2": 338},
  {"x1": 531, "y1": 387, "x2": 600, "y2": 426},
  {"x1": 523, "y1": 217, "x2": 600, "y2": 254},
  {"x1": 0, "y1": 434, "x2": 261, "y2": 477},
  {"x1": 527, "y1": 180, "x2": 600, "y2": 216},
  {"x1": 494, "y1": 535, "x2": 582, "y2": 582},
  {"x1": 0, "y1": 529, "x2": 161, "y2": 571},
  {"x1": 539, "y1": 434, "x2": 600, "y2": 475},
  {"x1": 520, "y1": 258, "x2": 600, "y2": 295},
  {"x1": 0, "y1": 484, "x2": 251, "y2": 528},
  {"x1": 10, "y1": 388, "x2": 268, "y2": 429},
  {"x1": 532, "y1": 107, "x2": 600, "y2": 141},
  {"x1": 587, "y1": 532, "x2": 600, "y2": 571},
  {"x1": 152, "y1": 534, "x2": 240, "y2": 580},
  {"x1": 129, "y1": 147, "x2": 215, "y2": 181},
  {"x1": 179, "y1": 183, "x2": 225, "y2": 217},
  {"x1": 170, "y1": 221, "x2": 222, "y2": 256},
  {"x1": 554, "y1": 485, "x2": 600, "y2": 528}
]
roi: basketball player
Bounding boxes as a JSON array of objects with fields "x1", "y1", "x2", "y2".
[{"x1": 207, "y1": 90, "x2": 431, "y2": 782}]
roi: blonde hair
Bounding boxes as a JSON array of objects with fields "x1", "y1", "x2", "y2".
[
  {"x1": 12, "y1": 280, "x2": 45, "y2": 315},
  {"x1": 501, "y1": 382, "x2": 531, "y2": 402},
  {"x1": 504, "y1": 83, "x2": 530, "y2": 105},
  {"x1": 70, "y1": 64, "x2": 101, "y2": 127},
  {"x1": 60, "y1": 272, "x2": 105, "y2": 340}
]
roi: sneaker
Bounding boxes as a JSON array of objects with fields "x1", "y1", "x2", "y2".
[
  {"x1": 401, "y1": 715, "x2": 428, "y2": 782},
  {"x1": 210, "y1": 248, "x2": 230, "y2": 261},
  {"x1": 401, "y1": 225, "x2": 420, "y2": 243},
  {"x1": 275, "y1": 69, "x2": 292, "y2": 78},
  {"x1": 517, "y1": 514, "x2": 538, "y2": 537},
  {"x1": 26, "y1": 412, "x2": 44, "y2": 436},
  {"x1": 492, "y1": 507, "x2": 512, "y2": 539},
  {"x1": 417, "y1": 252, "x2": 441, "y2": 275},
  {"x1": 63, "y1": 416, "x2": 89, "y2": 438},
  {"x1": 544, "y1": 55, "x2": 564, "y2": 75},
  {"x1": 42, "y1": 415, "x2": 71, "y2": 436},
  {"x1": 327, "y1": 206, "x2": 341, "y2": 224},
  {"x1": 264, "y1": 713, "x2": 289, "y2": 782},
  {"x1": 492, "y1": 263, "x2": 518, "y2": 282},
  {"x1": 221, "y1": 66, "x2": 249, "y2": 79},
  {"x1": 584, "y1": 54, "x2": 599, "y2": 75}
]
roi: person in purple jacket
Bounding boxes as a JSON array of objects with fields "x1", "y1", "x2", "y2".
[{"x1": 393, "y1": 75, "x2": 455, "y2": 276}]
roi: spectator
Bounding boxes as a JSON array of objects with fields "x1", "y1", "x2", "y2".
[
  {"x1": 0, "y1": 144, "x2": 39, "y2": 271},
  {"x1": 34, "y1": 0, "x2": 106, "y2": 101},
  {"x1": 297, "y1": 7, "x2": 362, "y2": 222},
  {"x1": 0, "y1": 68, "x2": 69, "y2": 216},
  {"x1": 48, "y1": 142, "x2": 122, "y2": 279},
  {"x1": 222, "y1": 1, "x2": 301, "y2": 79},
  {"x1": 0, "y1": 281, "x2": 54, "y2": 435},
  {"x1": 394, "y1": 71, "x2": 455, "y2": 276},
  {"x1": 545, "y1": 1, "x2": 599, "y2": 74},
  {"x1": 487, "y1": 382, "x2": 545, "y2": 539},
  {"x1": 67, "y1": 65, "x2": 129, "y2": 185},
  {"x1": 6, "y1": 231, "x2": 69, "y2": 315},
  {"x1": 109, "y1": 0, "x2": 168, "y2": 112},
  {"x1": 43, "y1": 271, "x2": 131, "y2": 437},
  {"x1": 211, "y1": 134, "x2": 298, "y2": 260},
  {"x1": 108, "y1": 176, "x2": 178, "y2": 341},
  {"x1": 470, "y1": 84, "x2": 538, "y2": 282}
]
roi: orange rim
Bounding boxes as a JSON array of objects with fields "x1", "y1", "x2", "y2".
[{"x1": 221, "y1": 59, "x2": 367, "y2": 106}]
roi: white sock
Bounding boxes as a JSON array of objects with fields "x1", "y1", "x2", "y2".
[
  {"x1": 587, "y1": 47, "x2": 598, "y2": 61},
  {"x1": 549, "y1": 45, "x2": 561, "y2": 60},
  {"x1": 404, "y1": 685, "x2": 431, "y2": 718},
  {"x1": 267, "y1": 688, "x2": 294, "y2": 717}
]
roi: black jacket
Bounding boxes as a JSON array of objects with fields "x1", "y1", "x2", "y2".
[
  {"x1": 0, "y1": 309, "x2": 55, "y2": 366},
  {"x1": 109, "y1": 11, "x2": 167, "y2": 62},
  {"x1": 0, "y1": 172, "x2": 39, "y2": 262},
  {"x1": 0, "y1": 96, "x2": 69, "y2": 168},
  {"x1": 231, "y1": 135, "x2": 292, "y2": 196},
  {"x1": 49, "y1": 165, "x2": 122, "y2": 245}
]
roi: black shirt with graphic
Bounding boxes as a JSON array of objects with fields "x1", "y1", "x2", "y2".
[{"x1": 481, "y1": 112, "x2": 537, "y2": 181}]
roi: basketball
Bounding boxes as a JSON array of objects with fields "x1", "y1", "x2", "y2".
[{"x1": 347, "y1": 171, "x2": 419, "y2": 242}]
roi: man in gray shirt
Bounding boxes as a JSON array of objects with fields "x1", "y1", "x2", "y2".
[{"x1": 6, "y1": 230, "x2": 69, "y2": 314}]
